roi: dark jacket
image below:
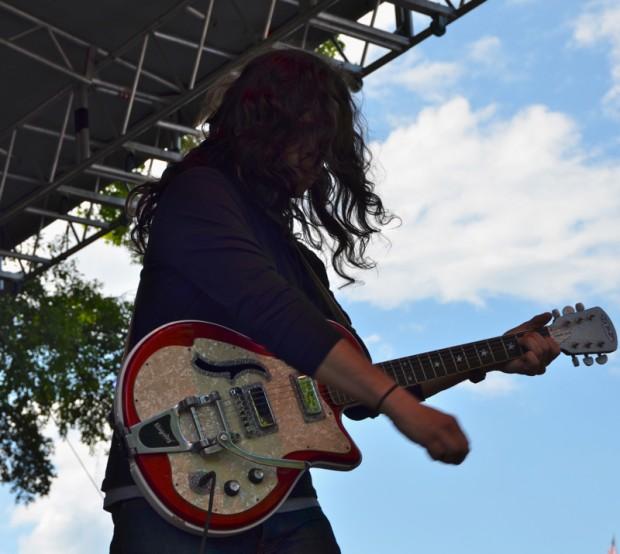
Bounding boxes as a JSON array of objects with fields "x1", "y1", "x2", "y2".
[{"x1": 102, "y1": 166, "x2": 374, "y2": 505}]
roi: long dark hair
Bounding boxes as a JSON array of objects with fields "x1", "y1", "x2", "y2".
[{"x1": 129, "y1": 47, "x2": 396, "y2": 285}]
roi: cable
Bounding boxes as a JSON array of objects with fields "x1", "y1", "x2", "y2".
[
  {"x1": 198, "y1": 471, "x2": 217, "y2": 554},
  {"x1": 50, "y1": 415, "x2": 103, "y2": 500}
]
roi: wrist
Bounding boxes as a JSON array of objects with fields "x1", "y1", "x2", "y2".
[
  {"x1": 374, "y1": 383, "x2": 399, "y2": 412},
  {"x1": 379, "y1": 385, "x2": 421, "y2": 419}
]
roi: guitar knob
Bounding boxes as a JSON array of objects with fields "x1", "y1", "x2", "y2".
[
  {"x1": 571, "y1": 355, "x2": 580, "y2": 367},
  {"x1": 562, "y1": 306, "x2": 575, "y2": 315},
  {"x1": 552, "y1": 309, "x2": 561, "y2": 320},
  {"x1": 596, "y1": 354, "x2": 608, "y2": 365},
  {"x1": 575, "y1": 302, "x2": 585, "y2": 312},
  {"x1": 248, "y1": 468, "x2": 265, "y2": 484},
  {"x1": 583, "y1": 355, "x2": 594, "y2": 366},
  {"x1": 224, "y1": 480, "x2": 241, "y2": 496}
]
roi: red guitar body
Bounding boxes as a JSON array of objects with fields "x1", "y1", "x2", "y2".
[{"x1": 115, "y1": 320, "x2": 362, "y2": 536}]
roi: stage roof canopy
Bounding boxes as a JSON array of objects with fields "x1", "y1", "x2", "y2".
[{"x1": 0, "y1": 0, "x2": 485, "y2": 290}]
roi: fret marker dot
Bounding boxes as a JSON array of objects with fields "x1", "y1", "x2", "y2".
[
  {"x1": 508, "y1": 343, "x2": 515, "y2": 350},
  {"x1": 480, "y1": 349, "x2": 487, "y2": 357},
  {"x1": 434, "y1": 361, "x2": 440, "y2": 367},
  {"x1": 456, "y1": 355, "x2": 462, "y2": 362}
]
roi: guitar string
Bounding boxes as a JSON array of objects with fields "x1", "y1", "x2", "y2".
[
  {"x1": 187, "y1": 344, "x2": 521, "y2": 406},
  {"x1": 186, "y1": 346, "x2": 520, "y2": 411}
]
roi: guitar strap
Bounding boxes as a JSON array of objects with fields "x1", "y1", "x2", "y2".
[{"x1": 291, "y1": 240, "x2": 352, "y2": 330}]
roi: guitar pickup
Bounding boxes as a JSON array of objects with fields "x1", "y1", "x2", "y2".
[
  {"x1": 230, "y1": 384, "x2": 277, "y2": 438},
  {"x1": 291, "y1": 375, "x2": 325, "y2": 422}
]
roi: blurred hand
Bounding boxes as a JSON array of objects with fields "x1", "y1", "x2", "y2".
[{"x1": 382, "y1": 387, "x2": 470, "y2": 465}]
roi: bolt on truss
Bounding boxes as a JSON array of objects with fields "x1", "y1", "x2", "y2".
[{"x1": 0, "y1": 0, "x2": 486, "y2": 290}]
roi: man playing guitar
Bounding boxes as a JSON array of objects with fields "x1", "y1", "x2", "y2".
[{"x1": 103, "y1": 48, "x2": 559, "y2": 553}]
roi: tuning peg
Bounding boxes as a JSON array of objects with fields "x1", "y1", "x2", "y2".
[
  {"x1": 552, "y1": 309, "x2": 561, "y2": 320},
  {"x1": 563, "y1": 306, "x2": 575, "y2": 315},
  {"x1": 571, "y1": 355, "x2": 580, "y2": 367},
  {"x1": 595, "y1": 354, "x2": 608, "y2": 365},
  {"x1": 583, "y1": 355, "x2": 594, "y2": 366},
  {"x1": 575, "y1": 302, "x2": 585, "y2": 312}
]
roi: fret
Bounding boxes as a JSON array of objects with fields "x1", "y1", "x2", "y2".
[
  {"x1": 488, "y1": 337, "x2": 509, "y2": 363},
  {"x1": 398, "y1": 359, "x2": 413, "y2": 386},
  {"x1": 379, "y1": 359, "x2": 405, "y2": 387},
  {"x1": 420, "y1": 354, "x2": 437, "y2": 381},
  {"x1": 452, "y1": 346, "x2": 471, "y2": 372},
  {"x1": 502, "y1": 335, "x2": 522, "y2": 358},
  {"x1": 439, "y1": 349, "x2": 458, "y2": 375},
  {"x1": 409, "y1": 356, "x2": 426, "y2": 383},
  {"x1": 462, "y1": 344, "x2": 479, "y2": 370},
  {"x1": 475, "y1": 340, "x2": 493, "y2": 366},
  {"x1": 397, "y1": 359, "x2": 411, "y2": 386},
  {"x1": 498, "y1": 336, "x2": 510, "y2": 359},
  {"x1": 390, "y1": 359, "x2": 404, "y2": 386},
  {"x1": 380, "y1": 360, "x2": 397, "y2": 383},
  {"x1": 428, "y1": 351, "x2": 447, "y2": 377},
  {"x1": 405, "y1": 357, "x2": 418, "y2": 385}
]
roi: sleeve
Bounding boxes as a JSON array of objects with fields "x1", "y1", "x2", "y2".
[
  {"x1": 148, "y1": 167, "x2": 342, "y2": 376},
  {"x1": 296, "y1": 244, "x2": 425, "y2": 421}
]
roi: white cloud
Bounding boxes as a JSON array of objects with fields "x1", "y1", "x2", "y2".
[
  {"x1": 10, "y1": 432, "x2": 111, "y2": 554},
  {"x1": 467, "y1": 35, "x2": 504, "y2": 66},
  {"x1": 572, "y1": 0, "x2": 620, "y2": 118},
  {"x1": 362, "y1": 333, "x2": 395, "y2": 360},
  {"x1": 336, "y1": 97, "x2": 620, "y2": 309},
  {"x1": 74, "y1": 239, "x2": 140, "y2": 298},
  {"x1": 363, "y1": 35, "x2": 508, "y2": 104},
  {"x1": 384, "y1": 59, "x2": 464, "y2": 103}
]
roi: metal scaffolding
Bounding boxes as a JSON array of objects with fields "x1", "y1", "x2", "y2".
[{"x1": 0, "y1": 0, "x2": 486, "y2": 291}]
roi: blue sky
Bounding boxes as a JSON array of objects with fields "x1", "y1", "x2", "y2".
[{"x1": 2, "y1": 1, "x2": 619, "y2": 553}]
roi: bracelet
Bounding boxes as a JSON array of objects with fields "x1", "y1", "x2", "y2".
[{"x1": 374, "y1": 383, "x2": 399, "y2": 412}]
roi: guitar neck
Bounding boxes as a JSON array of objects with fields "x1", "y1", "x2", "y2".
[{"x1": 326, "y1": 328, "x2": 549, "y2": 409}]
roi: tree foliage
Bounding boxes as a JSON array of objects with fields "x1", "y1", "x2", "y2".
[{"x1": 0, "y1": 262, "x2": 131, "y2": 502}]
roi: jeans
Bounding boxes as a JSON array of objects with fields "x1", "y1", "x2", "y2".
[{"x1": 109, "y1": 498, "x2": 341, "y2": 554}]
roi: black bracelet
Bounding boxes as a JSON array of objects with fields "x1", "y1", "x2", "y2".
[{"x1": 374, "y1": 383, "x2": 399, "y2": 412}]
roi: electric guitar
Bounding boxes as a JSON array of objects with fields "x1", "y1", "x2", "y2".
[{"x1": 114, "y1": 304, "x2": 616, "y2": 536}]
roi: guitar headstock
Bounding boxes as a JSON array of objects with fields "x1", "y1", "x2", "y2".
[{"x1": 548, "y1": 303, "x2": 617, "y2": 367}]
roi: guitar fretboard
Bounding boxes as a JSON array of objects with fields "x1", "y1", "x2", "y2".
[{"x1": 326, "y1": 332, "x2": 538, "y2": 408}]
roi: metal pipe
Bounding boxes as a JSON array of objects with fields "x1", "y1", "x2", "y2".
[
  {"x1": 86, "y1": 163, "x2": 154, "y2": 184},
  {"x1": 263, "y1": 0, "x2": 278, "y2": 40},
  {"x1": 155, "y1": 120, "x2": 202, "y2": 136},
  {"x1": 25, "y1": 206, "x2": 111, "y2": 229},
  {"x1": 189, "y1": 0, "x2": 216, "y2": 90},
  {"x1": 122, "y1": 34, "x2": 150, "y2": 135},
  {"x1": 0, "y1": 270, "x2": 24, "y2": 281},
  {"x1": 92, "y1": 78, "x2": 165, "y2": 105},
  {"x1": 0, "y1": 249, "x2": 50, "y2": 264},
  {"x1": 153, "y1": 31, "x2": 236, "y2": 60},
  {"x1": 56, "y1": 185, "x2": 126, "y2": 209},
  {"x1": 0, "y1": 0, "x2": 192, "y2": 144},
  {"x1": 361, "y1": 0, "x2": 381, "y2": 68},
  {"x1": 49, "y1": 92, "x2": 74, "y2": 183},
  {"x1": 47, "y1": 27, "x2": 74, "y2": 69},
  {"x1": 0, "y1": 1, "x2": 179, "y2": 92},
  {"x1": 0, "y1": 38, "x2": 92, "y2": 84},
  {"x1": 0, "y1": 0, "x2": 341, "y2": 226},
  {"x1": 0, "y1": 130, "x2": 16, "y2": 204}
]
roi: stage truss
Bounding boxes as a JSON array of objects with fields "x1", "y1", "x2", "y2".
[{"x1": 0, "y1": 0, "x2": 486, "y2": 291}]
